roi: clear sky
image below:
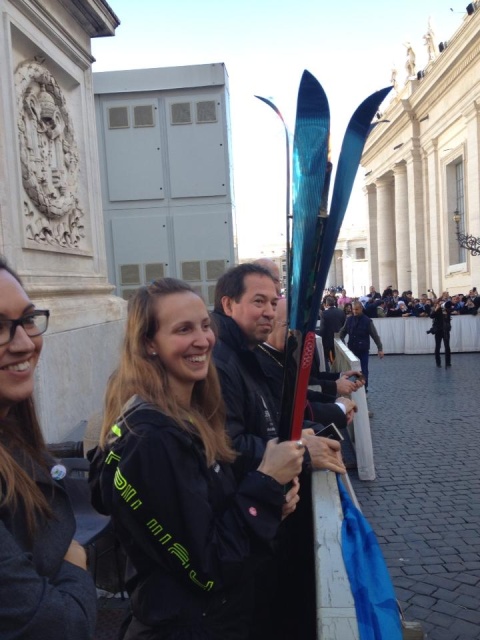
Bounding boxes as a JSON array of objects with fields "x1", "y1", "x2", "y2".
[{"x1": 92, "y1": 0, "x2": 463, "y2": 258}]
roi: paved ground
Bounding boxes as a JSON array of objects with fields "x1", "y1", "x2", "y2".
[{"x1": 350, "y1": 353, "x2": 480, "y2": 640}]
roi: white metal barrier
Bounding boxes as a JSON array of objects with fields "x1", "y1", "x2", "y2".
[
  {"x1": 312, "y1": 470, "x2": 359, "y2": 639},
  {"x1": 332, "y1": 338, "x2": 375, "y2": 481}
]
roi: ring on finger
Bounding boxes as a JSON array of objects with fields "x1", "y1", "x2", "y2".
[{"x1": 294, "y1": 440, "x2": 304, "y2": 450}]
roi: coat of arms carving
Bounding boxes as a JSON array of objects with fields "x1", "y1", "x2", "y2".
[{"x1": 16, "y1": 59, "x2": 85, "y2": 251}]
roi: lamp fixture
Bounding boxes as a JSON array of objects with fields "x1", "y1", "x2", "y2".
[{"x1": 453, "y1": 209, "x2": 480, "y2": 256}]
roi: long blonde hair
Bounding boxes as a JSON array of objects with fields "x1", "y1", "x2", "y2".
[
  {"x1": 0, "y1": 258, "x2": 51, "y2": 534},
  {"x1": 100, "y1": 279, "x2": 235, "y2": 465}
]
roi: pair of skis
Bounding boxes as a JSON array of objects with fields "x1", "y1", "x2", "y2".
[{"x1": 257, "y1": 71, "x2": 390, "y2": 442}]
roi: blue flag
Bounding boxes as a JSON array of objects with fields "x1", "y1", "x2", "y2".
[{"x1": 337, "y1": 476, "x2": 402, "y2": 640}]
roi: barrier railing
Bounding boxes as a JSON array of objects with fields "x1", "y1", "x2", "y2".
[
  {"x1": 331, "y1": 338, "x2": 375, "y2": 481},
  {"x1": 312, "y1": 470, "x2": 359, "y2": 639}
]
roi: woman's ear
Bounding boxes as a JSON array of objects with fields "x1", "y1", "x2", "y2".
[{"x1": 145, "y1": 340, "x2": 157, "y2": 357}]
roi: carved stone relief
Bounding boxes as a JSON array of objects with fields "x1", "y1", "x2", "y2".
[{"x1": 16, "y1": 58, "x2": 86, "y2": 251}]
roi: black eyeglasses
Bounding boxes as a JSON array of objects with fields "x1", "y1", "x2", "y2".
[{"x1": 0, "y1": 310, "x2": 50, "y2": 346}]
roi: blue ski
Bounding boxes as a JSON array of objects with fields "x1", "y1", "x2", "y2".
[
  {"x1": 281, "y1": 82, "x2": 390, "y2": 442},
  {"x1": 278, "y1": 70, "x2": 330, "y2": 442},
  {"x1": 310, "y1": 86, "x2": 392, "y2": 317}
]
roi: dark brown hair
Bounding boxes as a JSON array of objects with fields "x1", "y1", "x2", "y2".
[{"x1": 0, "y1": 256, "x2": 51, "y2": 533}]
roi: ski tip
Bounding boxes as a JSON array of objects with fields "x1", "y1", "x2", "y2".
[
  {"x1": 346, "y1": 85, "x2": 392, "y2": 134},
  {"x1": 254, "y1": 94, "x2": 271, "y2": 105},
  {"x1": 358, "y1": 85, "x2": 392, "y2": 114},
  {"x1": 296, "y1": 70, "x2": 329, "y2": 119}
]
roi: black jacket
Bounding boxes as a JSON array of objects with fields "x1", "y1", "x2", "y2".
[
  {"x1": 90, "y1": 400, "x2": 284, "y2": 639},
  {"x1": 430, "y1": 306, "x2": 452, "y2": 335},
  {"x1": 319, "y1": 306, "x2": 346, "y2": 344},
  {"x1": 212, "y1": 313, "x2": 278, "y2": 475},
  {"x1": 0, "y1": 444, "x2": 97, "y2": 640},
  {"x1": 212, "y1": 314, "x2": 346, "y2": 460},
  {"x1": 255, "y1": 344, "x2": 347, "y2": 428},
  {"x1": 339, "y1": 314, "x2": 383, "y2": 354}
]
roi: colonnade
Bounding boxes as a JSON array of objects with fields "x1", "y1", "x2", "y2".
[{"x1": 365, "y1": 157, "x2": 427, "y2": 296}]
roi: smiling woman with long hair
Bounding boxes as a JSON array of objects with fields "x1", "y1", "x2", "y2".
[
  {"x1": 0, "y1": 256, "x2": 96, "y2": 639},
  {"x1": 91, "y1": 278, "x2": 303, "y2": 640}
]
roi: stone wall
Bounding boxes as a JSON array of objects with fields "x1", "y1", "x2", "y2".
[{"x1": 0, "y1": 0, "x2": 125, "y2": 440}]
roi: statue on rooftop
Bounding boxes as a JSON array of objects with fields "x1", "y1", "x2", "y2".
[
  {"x1": 404, "y1": 42, "x2": 416, "y2": 80},
  {"x1": 423, "y1": 18, "x2": 437, "y2": 62}
]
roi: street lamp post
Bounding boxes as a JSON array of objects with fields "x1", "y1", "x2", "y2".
[{"x1": 452, "y1": 210, "x2": 480, "y2": 257}]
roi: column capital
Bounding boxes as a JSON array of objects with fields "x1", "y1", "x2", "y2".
[
  {"x1": 376, "y1": 173, "x2": 394, "y2": 189},
  {"x1": 393, "y1": 162, "x2": 407, "y2": 176},
  {"x1": 462, "y1": 100, "x2": 480, "y2": 122}
]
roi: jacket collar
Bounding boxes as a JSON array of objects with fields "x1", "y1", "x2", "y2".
[{"x1": 211, "y1": 311, "x2": 252, "y2": 353}]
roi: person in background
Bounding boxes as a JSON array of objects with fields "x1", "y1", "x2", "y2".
[
  {"x1": 450, "y1": 294, "x2": 464, "y2": 314},
  {"x1": 254, "y1": 258, "x2": 282, "y2": 297},
  {"x1": 91, "y1": 277, "x2": 303, "y2": 640},
  {"x1": 376, "y1": 300, "x2": 388, "y2": 318},
  {"x1": 343, "y1": 302, "x2": 354, "y2": 317},
  {"x1": 413, "y1": 294, "x2": 431, "y2": 317},
  {"x1": 337, "y1": 289, "x2": 352, "y2": 309},
  {"x1": 429, "y1": 298, "x2": 453, "y2": 368},
  {"x1": 258, "y1": 297, "x2": 359, "y2": 424},
  {"x1": 319, "y1": 296, "x2": 346, "y2": 368},
  {"x1": 0, "y1": 256, "x2": 97, "y2": 640},
  {"x1": 339, "y1": 301, "x2": 384, "y2": 393},
  {"x1": 367, "y1": 285, "x2": 381, "y2": 301},
  {"x1": 364, "y1": 297, "x2": 381, "y2": 319}
]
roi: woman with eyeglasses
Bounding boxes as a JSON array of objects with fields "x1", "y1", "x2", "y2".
[
  {"x1": 0, "y1": 257, "x2": 97, "y2": 639},
  {"x1": 90, "y1": 278, "x2": 303, "y2": 640}
]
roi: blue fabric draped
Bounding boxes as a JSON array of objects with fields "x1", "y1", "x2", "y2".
[{"x1": 337, "y1": 476, "x2": 402, "y2": 640}]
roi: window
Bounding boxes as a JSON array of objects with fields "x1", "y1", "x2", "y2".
[
  {"x1": 455, "y1": 161, "x2": 466, "y2": 264},
  {"x1": 446, "y1": 157, "x2": 466, "y2": 267},
  {"x1": 355, "y1": 247, "x2": 366, "y2": 260}
]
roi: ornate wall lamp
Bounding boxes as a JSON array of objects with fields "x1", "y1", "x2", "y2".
[{"x1": 453, "y1": 209, "x2": 480, "y2": 256}]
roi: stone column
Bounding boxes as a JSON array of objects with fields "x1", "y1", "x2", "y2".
[
  {"x1": 424, "y1": 138, "x2": 440, "y2": 292},
  {"x1": 393, "y1": 162, "x2": 411, "y2": 292},
  {"x1": 406, "y1": 143, "x2": 427, "y2": 296},
  {"x1": 365, "y1": 183, "x2": 379, "y2": 290},
  {"x1": 375, "y1": 174, "x2": 397, "y2": 291}
]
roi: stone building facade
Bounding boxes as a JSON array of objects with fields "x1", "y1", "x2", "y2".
[{"x1": 362, "y1": 8, "x2": 480, "y2": 296}]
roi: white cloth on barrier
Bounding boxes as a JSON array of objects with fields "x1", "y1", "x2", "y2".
[{"x1": 369, "y1": 315, "x2": 480, "y2": 354}]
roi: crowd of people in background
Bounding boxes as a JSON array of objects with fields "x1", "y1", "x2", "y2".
[{"x1": 321, "y1": 285, "x2": 480, "y2": 319}]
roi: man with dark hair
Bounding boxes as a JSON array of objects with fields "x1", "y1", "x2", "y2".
[
  {"x1": 213, "y1": 264, "x2": 348, "y2": 640},
  {"x1": 213, "y1": 262, "x2": 273, "y2": 314},
  {"x1": 318, "y1": 296, "x2": 346, "y2": 368},
  {"x1": 213, "y1": 264, "x2": 346, "y2": 476}
]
